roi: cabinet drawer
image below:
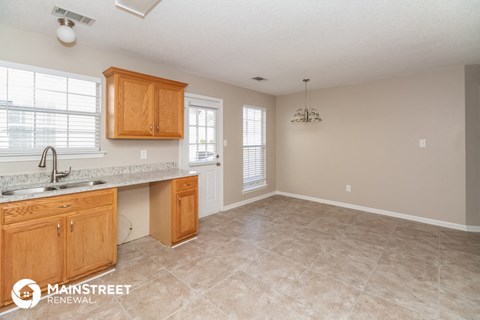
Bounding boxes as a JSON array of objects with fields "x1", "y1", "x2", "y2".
[
  {"x1": 1, "y1": 189, "x2": 115, "y2": 225},
  {"x1": 174, "y1": 176, "x2": 198, "y2": 192}
]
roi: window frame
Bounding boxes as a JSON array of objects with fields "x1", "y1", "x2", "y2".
[
  {"x1": 242, "y1": 105, "x2": 267, "y2": 193},
  {"x1": 0, "y1": 60, "x2": 105, "y2": 162}
]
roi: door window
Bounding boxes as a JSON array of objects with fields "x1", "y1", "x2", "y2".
[{"x1": 188, "y1": 106, "x2": 217, "y2": 164}]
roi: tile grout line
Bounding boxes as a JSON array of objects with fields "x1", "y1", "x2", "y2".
[
  {"x1": 114, "y1": 298, "x2": 134, "y2": 320},
  {"x1": 235, "y1": 268, "x2": 322, "y2": 318},
  {"x1": 359, "y1": 222, "x2": 443, "y2": 319},
  {"x1": 121, "y1": 200, "x2": 472, "y2": 320},
  {"x1": 340, "y1": 219, "x2": 397, "y2": 319},
  {"x1": 155, "y1": 272, "x2": 198, "y2": 320},
  {"x1": 196, "y1": 270, "x2": 242, "y2": 318}
]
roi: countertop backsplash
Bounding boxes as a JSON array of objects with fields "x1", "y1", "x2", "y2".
[{"x1": 0, "y1": 162, "x2": 177, "y2": 188}]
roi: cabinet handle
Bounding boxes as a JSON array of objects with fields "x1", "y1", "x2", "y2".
[
  {"x1": 57, "y1": 204, "x2": 71, "y2": 209},
  {"x1": 150, "y1": 124, "x2": 153, "y2": 132},
  {"x1": 57, "y1": 224, "x2": 61, "y2": 236},
  {"x1": 70, "y1": 220, "x2": 74, "y2": 232},
  {"x1": 156, "y1": 125, "x2": 159, "y2": 132},
  {"x1": 178, "y1": 198, "x2": 181, "y2": 206},
  {"x1": 184, "y1": 184, "x2": 191, "y2": 187}
]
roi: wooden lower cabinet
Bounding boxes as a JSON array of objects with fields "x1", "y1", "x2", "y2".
[
  {"x1": 66, "y1": 206, "x2": 116, "y2": 279},
  {"x1": 173, "y1": 190, "x2": 198, "y2": 243},
  {"x1": 3, "y1": 216, "x2": 65, "y2": 303},
  {"x1": 0, "y1": 188, "x2": 117, "y2": 306},
  {"x1": 150, "y1": 176, "x2": 198, "y2": 246}
]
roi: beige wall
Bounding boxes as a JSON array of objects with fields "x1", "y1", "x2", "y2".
[
  {"x1": 0, "y1": 24, "x2": 276, "y2": 241},
  {"x1": 276, "y1": 66, "x2": 468, "y2": 225},
  {"x1": 1, "y1": 24, "x2": 476, "y2": 230},
  {"x1": 465, "y1": 65, "x2": 480, "y2": 226}
]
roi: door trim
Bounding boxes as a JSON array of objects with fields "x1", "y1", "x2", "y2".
[{"x1": 180, "y1": 92, "x2": 224, "y2": 217}]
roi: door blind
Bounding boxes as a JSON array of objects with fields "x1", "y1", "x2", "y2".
[
  {"x1": 243, "y1": 105, "x2": 266, "y2": 191},
  {"x1": 0, "y1": 61, "x2": 101, "y2": 156}
]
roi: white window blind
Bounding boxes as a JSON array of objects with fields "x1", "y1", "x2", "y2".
[
  {"x1": 188, "y1": 106, "x2": 217, "y2": 163},
  {"x1": 0, "y1": 61, "x2": 101, "y2": 157},
  {"x1": 243, "y1": 105, "x2": 266, "y2": 191}
]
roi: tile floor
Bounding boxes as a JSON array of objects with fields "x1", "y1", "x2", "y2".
[{"x1": 3, "y1": 195, "x2": 480, "y2": 319}]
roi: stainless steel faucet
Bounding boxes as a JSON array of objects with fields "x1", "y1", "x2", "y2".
[{"x1": 38, "y1": 146, "x2": 72, "y2": 183}]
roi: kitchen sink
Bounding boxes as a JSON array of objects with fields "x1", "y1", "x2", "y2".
[
  {"x1": 2, "y1": 180, "x2": 108, "y2": 196},
  {"x1": 59, "y1": 180, "x2": 107, "y2": 189},
  {"x1": 2, "y1": 186, "x2": 58, "y2": 196}
]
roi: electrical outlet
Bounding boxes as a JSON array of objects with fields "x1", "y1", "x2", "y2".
[
  {"x1": 140, "y1": 150, "x2": 147, "y2": 159},
  {"x1": 346, "y1": 185, "x2": 352, "y2": 192}
]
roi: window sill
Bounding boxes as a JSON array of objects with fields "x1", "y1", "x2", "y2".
[
  {"x1": 242, "y1": 184, "x2": 269, "y2": 194},
  {"x1": 0, "y1": 151, "x2": 106, "y2": 163}
]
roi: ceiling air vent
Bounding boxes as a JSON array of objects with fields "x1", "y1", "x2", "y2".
[
  {"x1": 51, "y1": 6, "x2": 96, "y2": 26},
  {"x1": 252, "y1": 76, "x2": 268, "y2": 82}
]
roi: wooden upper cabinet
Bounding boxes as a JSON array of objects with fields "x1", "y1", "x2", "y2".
[
  {"x1": 103, "y1": 67, "x2": 188, "y2": 139},
  {"x1": 117, "y1": 76, "x2": 155, "y2": 137},
  {"x1": 156, "y1": 85, "x2": 184, "y2": 138}
]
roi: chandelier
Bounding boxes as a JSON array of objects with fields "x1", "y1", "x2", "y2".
[{"x1": 291, "y1": 79, "x2": 322, "y2": 123}]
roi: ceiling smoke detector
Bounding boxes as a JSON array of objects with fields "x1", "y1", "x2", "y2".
[
  {"x1": 252, "y1": 76, "x2": 268, "y2": 82},
  {"x1": 51, "y1": 6, "x2": 96, "y2": 26},
  {"x1": 115, "y1": 0, "x2": 161, "y2": 17}
]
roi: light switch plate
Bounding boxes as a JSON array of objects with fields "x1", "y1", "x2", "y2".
[
  {"x1": 346, "y1": 185, "x2": 352, "y2": 192},
  {"x1": 419, "y1": 139, "x2": 427, "y2": 148},
  {"x1": 140, "y1": 150, "x2": 147, "y2": 159}
]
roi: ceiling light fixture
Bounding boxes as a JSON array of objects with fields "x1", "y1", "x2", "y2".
[
  {"x1": 56, "y1": 18, "x2": 76, "y2": 43},
  {"x1": 291, "y1": 79, "x2": 322, "y2": 123}
]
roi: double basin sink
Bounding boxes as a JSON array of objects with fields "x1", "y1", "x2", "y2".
[{"x1": 2, "y1": 180, "x2": 107, "y2": 196}]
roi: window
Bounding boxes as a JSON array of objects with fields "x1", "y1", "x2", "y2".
[
  {"x1": 243, "y1": 105, "x2": 266, "y2": 191},
  {"x1": 0, "y1": 61, "x2": 101, "y2": 158},
  {"x1": 188, "y1": 106, "x2": 217, "y2": 163}
]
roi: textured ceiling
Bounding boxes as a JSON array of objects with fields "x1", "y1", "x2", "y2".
[{"x1": 0, "y1": 0, "x2": 479, "y2": 95}]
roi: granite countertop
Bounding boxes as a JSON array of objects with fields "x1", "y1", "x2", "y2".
[{"x1": 0, "y1": 168, "x2": 198, "y2": 204}]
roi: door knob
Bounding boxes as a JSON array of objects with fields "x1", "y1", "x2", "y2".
[{"x1": 216, "y1": 162, "x2": 221, "y2": 166}]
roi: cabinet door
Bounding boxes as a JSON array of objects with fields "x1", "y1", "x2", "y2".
[
  {"x1": 117, "y1": 76, "x2": 155, "y2": 137},
  {"x1": 156, "y1": 85, "x2": 184, "y2": 138},
  {"x1": 66, "y1": 206, "x2": 115, "y2": 279},
  {"x1": 3, "y1": 217, "x2": 65, "y2": 300},
  {"x1": 173, "y1": 190, "x2": 198, "y2": 243}
]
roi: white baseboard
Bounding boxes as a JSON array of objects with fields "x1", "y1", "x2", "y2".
[
  {"x1": 276, "y1": 191, "x2": 480, "y2": 232},
  {"x1": 222, "y1": 191, "x2": 277, "y2": 211},
  {"x1": 466, "y1": 225, "x2": 480, "y2": 232},
  {"x1": 219, "y1": 190, "x2": 480, "y2": 232}
]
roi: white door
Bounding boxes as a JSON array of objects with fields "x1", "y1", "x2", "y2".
[{"x1": 181, "y1": 93, "x2": 223, "y2": 218}]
